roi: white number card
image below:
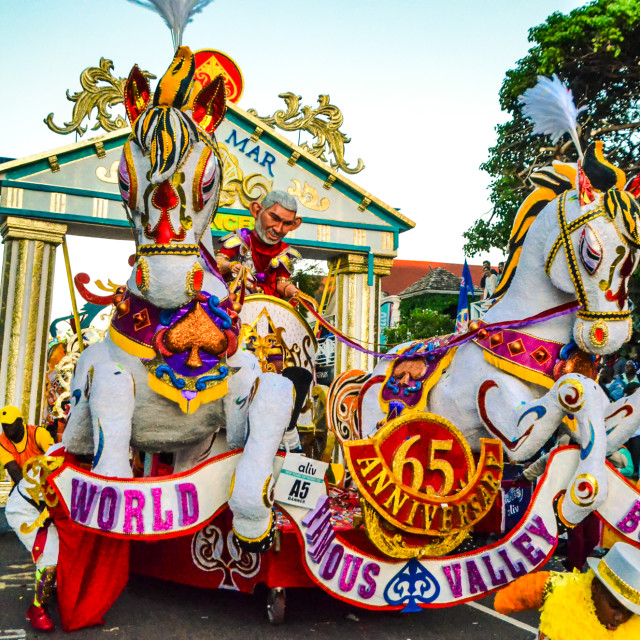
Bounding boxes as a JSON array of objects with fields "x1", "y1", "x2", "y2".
[{"x1": 274, "y1": 453, "x2": 328, "y2": 509}]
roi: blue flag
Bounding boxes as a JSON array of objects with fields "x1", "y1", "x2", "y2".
[{"x1": 455, "y1": 260, "x2": 474, "y2": 333}]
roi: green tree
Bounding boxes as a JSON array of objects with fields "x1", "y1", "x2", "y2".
[
  {"x1": 291, "y1": 259, "x2": 326, "y2": 300},
  {"x1": 383, "y1": 308, "x2": 455, "y2": 349},
  {"x1": 464, "y1": 0, "x2": 640, "y2": 256},
  {"x1": 399, "y1": 293, "x2": 459, "y2": 319}
]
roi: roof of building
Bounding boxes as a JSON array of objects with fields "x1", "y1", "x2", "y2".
[
  {"x1": 0, "y1": 102, "x2": 415, "y2": 233},
  {"x1": 381, "y1": 260, "x2": 488, "y2": 296},
  {"x1": 398, "y1": 267, "x2": 461, "y2": 297}
]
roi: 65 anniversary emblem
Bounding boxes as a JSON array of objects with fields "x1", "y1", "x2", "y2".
[{"x1": 344, "y1": 413, "x2": 503, "y2": 558}]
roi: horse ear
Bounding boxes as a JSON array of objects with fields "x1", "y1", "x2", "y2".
[
  {"x1": 191, "y1": 75, "x2": 226, "y2": 133},
  {"x1": 124, "y1": 65, "x2": 151, "y2": 125},
  {"x1": 625, "y1": 173, "x2": 640, "y2": 199},
  {"x1": 529, "y1": 167, "x2": 572, "y2": 194},
  {"x1": 577, "y1": 161, "x2": 595, "y2": 206},
  {"x1": 582, "y1": 141, "x2": 626, "y2": 191}
]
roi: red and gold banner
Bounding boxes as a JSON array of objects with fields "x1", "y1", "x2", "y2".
[{"x1": 345, "y1": 414, "x2": 503, "y2": 541}]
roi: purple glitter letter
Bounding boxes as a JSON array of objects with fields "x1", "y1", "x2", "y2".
[
  {"x1": 526, "y1": 515, "x2": 557, "y2": 546},
  {"x1": 617, "y1": 500, "x2": 640, "y2": 534},
  {"x1": 320, "y1": 544, "x2": 344, "y2": 580},
  {"x1": 97, "y1": 486, "x2": 120, "y2": 531},
  {"x1": 498, "y1": 548, "x2": 527, "y2": 578},
  {"x1": 442, "y1": 563, "x2": 463, "y2": 598},
  {"x1": 358, "y1": 563, "x2": 380, "y2": 599},
  {"x1": 512, "y1": 533, "x2": 545, "y2": 567},
  {"x1": 481, "y1": 554, "x2": 508, "y2": 587},
  {"x1": 70, "y1": 479, "x2": 98, "y2": 524},
  {"x1": 339, "y1": 554, "x2": 363, "y2": 593},
  {"x1": 151, "y1": 487, "x2": 174, "y2": 532},
  {"x1": 466, "y1": 560, "x2": 488, "y2": 595},
  {"x1": 176, "y1": 483, "x2": 199, "y2": 527},
  {"x1": 123, "y1": 489, "x2": 145, "y2": 534}
]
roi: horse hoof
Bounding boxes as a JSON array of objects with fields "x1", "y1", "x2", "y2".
[{"x1": 233, "y1": 512, "x2": 277, "y2": 553}]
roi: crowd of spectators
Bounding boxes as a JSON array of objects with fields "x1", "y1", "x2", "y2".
[
  {"x1": 598, "y1": 352, "x2": 640, "y2": 479},
  {"x1": 480, "y1": 260, "x2": 504, "y2": 299}
]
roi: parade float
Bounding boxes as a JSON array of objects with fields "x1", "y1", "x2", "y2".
[{"x1": 5, "y1": 0, "x2": 640, "y2": 631}]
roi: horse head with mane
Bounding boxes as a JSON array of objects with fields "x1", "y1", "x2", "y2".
[
  {"x1": 355, "y1": 141, "x2": 640, "y2": 530},
  {"x1": 62, "y1": 48, "x2": 295, "y2": 551},
  {"x1": 494, "y1": 140, "x2": 640, "y2": 357},
  {"x1": 120, "y1": 47, "x2": 227, "y2": 309}
]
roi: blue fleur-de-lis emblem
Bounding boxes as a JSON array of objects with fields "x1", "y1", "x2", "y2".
[{"x1": 383, "y1": 558, "x2": 440, "y2": 612}]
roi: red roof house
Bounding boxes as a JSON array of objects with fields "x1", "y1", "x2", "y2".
[{"x1": 381, "y1": 260, "x2": 488, "y2": 296}]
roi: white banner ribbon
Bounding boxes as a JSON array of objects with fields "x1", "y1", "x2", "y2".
[
  {"x1": 49, "y1": 446, "x2": 640, "y2": 610},
  {"x1": 283, "y1": 447, "x2": 640, "y2": 610},
  {"x1": 50, "y1": 451, "x2": 277, "y2": 539}
]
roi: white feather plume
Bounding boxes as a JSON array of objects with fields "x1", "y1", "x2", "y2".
[
  {"x1": 127, "y1": 0, "x2": 216, "y2": 50},
  {"x1": 519, "y1": 74, "x2": 586, "y2": 158}
]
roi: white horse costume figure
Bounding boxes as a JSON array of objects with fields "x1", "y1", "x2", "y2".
[
  {"x1": 62, "y1": 48, "x2": 294, "y2": 550},
  {"x1": 359, "y1": 142, "x2": 640, "y2": 525}
]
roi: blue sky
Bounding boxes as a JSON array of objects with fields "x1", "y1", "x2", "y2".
[{"x1": 0, "y1": 0, "x2": 587, "y2": 318}]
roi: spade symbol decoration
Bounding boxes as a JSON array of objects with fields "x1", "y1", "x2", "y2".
[
  {"x1": 383, "y1": 558, "x2": 441, "y2": 612},
  {"x1": 163, "y1": 302, "x2": 228, "y2": 368}
]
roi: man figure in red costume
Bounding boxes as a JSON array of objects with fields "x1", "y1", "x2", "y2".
[
  {"x1": 216, "y1": 191, "x2": 314, "y2": 451},
  {"x1": 216, "y1": 190, "x2": 305, "y2": 300}
]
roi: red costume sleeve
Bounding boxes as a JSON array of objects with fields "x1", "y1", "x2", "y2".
[
  {"x1": 274, "y1": 264, "x2": 291, "y2": 281},
  {"x1": 218, "y1": 245, "x2": 238, "y2": 260},
  {"x1": 494, "y1": 571, "x2": 551, "y2": 614}
]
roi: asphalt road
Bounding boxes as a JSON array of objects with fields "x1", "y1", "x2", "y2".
[{"x1": 0, "y1": 532, "x2": 542, "y2": 639}]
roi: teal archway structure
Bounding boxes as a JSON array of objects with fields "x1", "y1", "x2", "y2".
[{"x1": 0, "y1": 100, "x2": 414, "y2": 424}]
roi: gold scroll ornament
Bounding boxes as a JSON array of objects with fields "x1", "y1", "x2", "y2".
[
  {"x1": 239, "y1": 297, "x2": 316, "y2": 374},
  {"x1": 19, "y1": 455, "x2": 64, "y2": 535},
  {"x1": 44, "y1": 59, "x2": 364, "y2": 176},
  {"x1": 287, "y1": 179, "x2": 330, "y2": 212},
  {"x1": 248, "y1": 93, "x2": 364, "y2": 174}
]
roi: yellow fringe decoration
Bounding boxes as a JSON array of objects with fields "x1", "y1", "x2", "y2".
[
  {"x1": 148, "y1": 373, "x2": 228, "y2": 415},
  {"x1": 109, "y1": 324, "x2": 155, "y2": 359},
  {"x1": 481, "y1": 350, "x2": 554, "y2": 389},
  {"x1": 540, "y1": 570, "x2": 640, "y2": 640},
  {"x1": 109, "y1": 324, "x2": 228, "y2": 414}
]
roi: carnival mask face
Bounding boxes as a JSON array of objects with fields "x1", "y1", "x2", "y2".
[
  {"x1": 120, "y1": 140, "x2": 221, "y2": 243},
  {"x1": 118, "y1": 48, "x2": 227, "y2": 308}
]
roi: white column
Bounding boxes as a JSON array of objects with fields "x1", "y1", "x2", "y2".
[
  {"x1": 329, "y1": 254, "x2": 393, "y2": 374},
  {"x1": 0, "y1": 217, "x2": 67, "y2": 424}
]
